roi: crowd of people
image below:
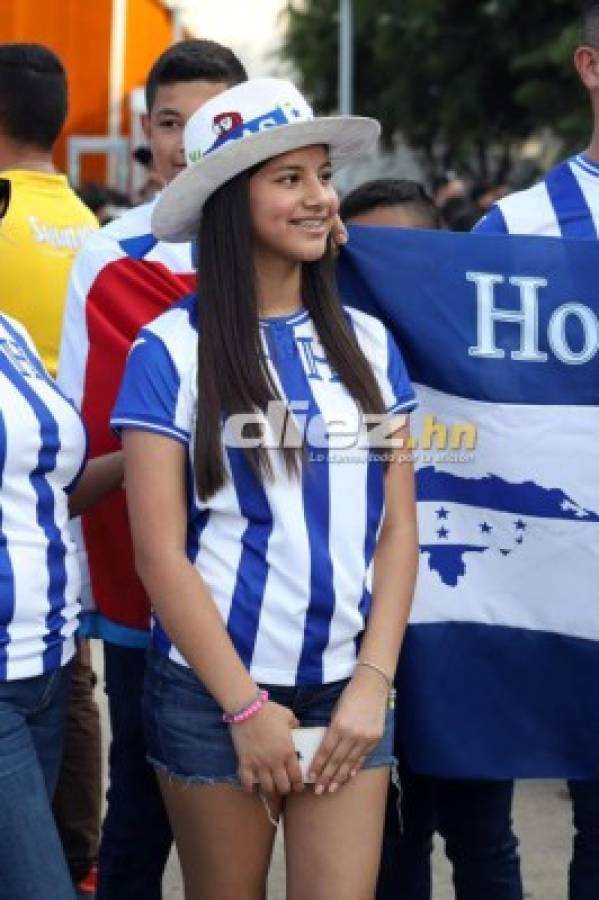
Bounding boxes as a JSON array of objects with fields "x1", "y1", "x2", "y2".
[
  {"x1": 0, "y1": 2, "x2": 598, "y2": 899},
  {"x1": 74, "y1": 153, "x2": 533, "y2": 236}
]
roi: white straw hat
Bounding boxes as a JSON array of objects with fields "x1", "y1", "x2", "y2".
[{"x1": 151, "y1": 77, "x2": 380, "y2": 243}]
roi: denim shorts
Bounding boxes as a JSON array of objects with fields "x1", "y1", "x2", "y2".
[{"x1": 143, "y1": 649, "x2": 395, "y2": 785}]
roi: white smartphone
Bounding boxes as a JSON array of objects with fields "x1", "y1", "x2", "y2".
[{"x1": 292, "y1": 726, "x2": 327, "y2": 783}]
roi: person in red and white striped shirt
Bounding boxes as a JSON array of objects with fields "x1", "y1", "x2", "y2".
[{"x1": 57, "y1": 40, "x2": 248, "y2": 899}]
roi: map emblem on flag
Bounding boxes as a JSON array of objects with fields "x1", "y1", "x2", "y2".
[{"x1": 417, "y1": 465, "x2": 599, "y2": 587}]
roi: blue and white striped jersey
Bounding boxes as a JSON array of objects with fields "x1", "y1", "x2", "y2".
[
  {"x1": 0, "y1": 314, "x2": 86, "y2": 680},
  {"x1": 473, "y1": 154, "x2": 599, "y2": 237},
  {"x1": 112, "y1": 296, "x2": 416, "y2": 686}
]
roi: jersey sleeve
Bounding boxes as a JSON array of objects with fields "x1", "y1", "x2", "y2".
[
  {"x1": 346, "y1": 307, "x2": 417, "y2": 414},
  {"x1": 377, "y1": 327, "x2": 418, "y2": 414},
  {"x1": 111, "y1": 328, "x2": 192, "y2": 444},
  {"x1": 472, "y1": 204, "x2": 509, "y2": 234}
]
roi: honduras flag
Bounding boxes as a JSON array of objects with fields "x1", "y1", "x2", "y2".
[{"x1": 338, "y1": 227, "x2": 599, "y2": 778}]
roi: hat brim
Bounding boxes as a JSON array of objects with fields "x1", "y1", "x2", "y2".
[{"x1": 151, "y1": 116, "x2": 380, "y2": 243}]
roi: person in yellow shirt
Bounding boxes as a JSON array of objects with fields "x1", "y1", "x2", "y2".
[
  {"x1": 0, "y1": 43, "x2": 97, "y2": 376},
  {"x1": 0, "y1": 42, "x2": 101, "y2": 898}
]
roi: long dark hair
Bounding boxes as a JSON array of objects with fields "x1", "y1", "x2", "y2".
[{"x1": 194, "y1": 167, "x2": 386, "y2": 501}]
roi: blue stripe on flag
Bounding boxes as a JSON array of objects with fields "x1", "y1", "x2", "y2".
[
  {"x1": 397, "y1": 621, "x2": 599, "y2": 778},
  {"x1": 0, "y1": 410, "x2": 14, "y2": 680},
  {"x1": 226, "y1": 446, "x2": 273, "y2": 669},
  {"x1": 263, "y1": 329, "x2": 335, "y2": 684},
  {"x1": 338, "y1": 226, "x2": 599, "y2": 405},
  {"x1": 544, "y1": 164, "x2": 598, "y2": 239}
]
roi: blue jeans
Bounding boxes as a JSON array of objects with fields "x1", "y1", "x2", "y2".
[
  {"x1": 437, "y1": 778, "x2": 522, "y2": 900},
  {"x1": 144, "y1": 649, "x2": 394, "y2": 783},
  {"x1": 377, "y1": 758, "x2": 523, "y2": 900},
  {"x1": 568, "y1": 779, "x2": 599, "y2": 900},
  {"x1": 97, "y1": 643, "x2": 172, "y2": 900},
  {"x1": 0, "y1": 663, "x2": 75, "y2": 900},
  {"x1": 377, "y1": 757, "x2": 435, "y2": 900}
]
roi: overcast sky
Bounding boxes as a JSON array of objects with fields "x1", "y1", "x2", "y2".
[{"x1": 183, "y1": 0, "x2": 289, "y2": 77}]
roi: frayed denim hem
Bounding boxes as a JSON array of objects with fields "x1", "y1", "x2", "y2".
[
  {"x1": 147, "y1": 755, "x2": 241, "y2": 788},
  {"x1": 148, "y1": 756, "x2": 280, "y2": 826},
  {"x1": 390, "y1": 756, "x2": 403, "y2": 833},
  {"x1": 362, "y1": 755, "x2": 396, "y2": 771}
]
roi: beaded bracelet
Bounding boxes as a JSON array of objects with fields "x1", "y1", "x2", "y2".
[{"x1": 222, "y1": 689, "x2": 269, "y2": 725}]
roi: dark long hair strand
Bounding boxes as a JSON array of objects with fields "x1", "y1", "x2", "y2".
[{"x1": 194, "y1": 167, "x2": 386, "y2": 501}]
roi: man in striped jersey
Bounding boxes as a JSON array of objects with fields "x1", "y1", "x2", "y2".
[
  {"x1": 58, "y1": 41, "x2": 248, "y2": 900},
  {"x1": 474, "y1": 4, "x2": 599, "y2": 898},
  {"x1": 475, "y1": 4, "x2": 599, "y2": 240}
]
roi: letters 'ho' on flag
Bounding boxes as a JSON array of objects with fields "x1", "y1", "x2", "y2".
[{"x1": 338, "y1": 226, "x2": 599, "y2": 779}]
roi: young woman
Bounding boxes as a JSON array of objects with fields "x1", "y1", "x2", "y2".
[
  {"x1": 0, "y1": 177, "x2": 123, "y2": 899},
  {"x1": 111, "y1": 79, "x2": 418, "y2": 900}
]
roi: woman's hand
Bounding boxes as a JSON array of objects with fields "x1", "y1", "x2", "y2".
[
  {"x1": 68, "y1": 451, "x2": 124, "y2": 518},
  {"x1": 330, "y1": 215, "x2": 348, "y2": 250},
  {"x1": 231, "y1": 701, "x2": 304, "y2": 796},
  {"x1": 308, "y1": 669, "x2": 389, "y2": 795}
]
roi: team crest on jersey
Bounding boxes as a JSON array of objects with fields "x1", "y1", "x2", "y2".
[
  {"x1": 0, "y1": 339, "x2": 40, "y2": 379},
  {"x1": 296, "y1": 337, "x2": 340, "y2": 382}
]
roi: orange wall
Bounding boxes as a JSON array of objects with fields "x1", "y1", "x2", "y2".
[
  {"x1": 0, "y1": 0, "x2": 173, "y2": 183},
  {"x1": 0, "y1": 0, "x2": 112, "y2": 179},
  {"x1": 123, "y1": 0, "x2": 173, "y2": 132}
]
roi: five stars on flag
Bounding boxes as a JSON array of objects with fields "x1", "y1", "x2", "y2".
[{"x1": 431, "y1": 507, "x2": 529, "y2": 554}]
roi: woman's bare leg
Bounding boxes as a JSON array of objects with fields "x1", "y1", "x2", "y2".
[
  {"x1": 157, "y1": 772, "x2": 281, "y2": 900},
  {"x1": 284, "y1": 767, "x2": 390, "y2": 900}
]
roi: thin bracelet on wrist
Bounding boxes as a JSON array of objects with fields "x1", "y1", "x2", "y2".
[
  {"x1": 355, "y1": 661, "x2": 397, "y2": 710},
  {"x1": 355, "y1": 660, "x2": 393, "y2": 689}
]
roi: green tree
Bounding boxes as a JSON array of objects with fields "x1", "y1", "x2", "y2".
[{"x1": 282, "y1": 0, "x2": 586, "y2": 178}]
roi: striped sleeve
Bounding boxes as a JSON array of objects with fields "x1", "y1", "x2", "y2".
[
  {"x1": 380, "y1": 328, "x2": 418, "y2": 414},
  {"x1": 111, "y1": 329, "x2": 191, "y2": 443},
  {"x1": 346, "y1": 307, "x2": 417, "y2": 414}
]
